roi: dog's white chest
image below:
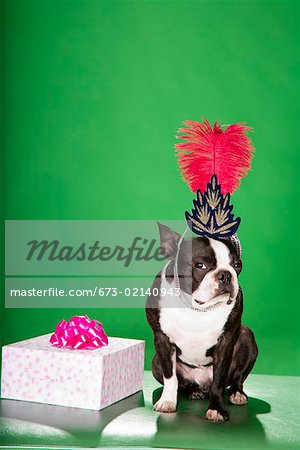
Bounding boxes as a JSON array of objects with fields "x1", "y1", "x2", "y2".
[{"x1": 159, "y1": 304, "x2": 234, "y2": 366}]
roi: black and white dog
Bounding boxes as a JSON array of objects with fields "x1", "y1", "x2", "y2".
[{"x1": 146, "y1": 223, "x2": 258, "y2": 422}]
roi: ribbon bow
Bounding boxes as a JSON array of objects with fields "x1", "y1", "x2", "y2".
[{"x1": 49, "y1": 315, "x2": 108, "y2": 350}]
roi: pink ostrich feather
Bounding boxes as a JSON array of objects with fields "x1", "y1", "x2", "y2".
[{"x1": 175, "y1": 119, "x2": 255, "y2": 194}]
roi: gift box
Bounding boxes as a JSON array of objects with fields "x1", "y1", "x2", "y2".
[{"x1": 1, "y1": 334, "x2": 145, "y2": 410}]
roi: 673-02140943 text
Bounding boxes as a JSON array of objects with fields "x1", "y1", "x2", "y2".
[{"x1": 9, "y1": 287, "x2": 181, "y2": 298}]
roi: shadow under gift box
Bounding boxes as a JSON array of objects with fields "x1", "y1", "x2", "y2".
[{"x1": 1, "y1": 334, "x2": 145, "y2": 410}]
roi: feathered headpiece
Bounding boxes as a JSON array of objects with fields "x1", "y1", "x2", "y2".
[{"x1": 175, "y1": 119, "x2": 254, "y2": 238}]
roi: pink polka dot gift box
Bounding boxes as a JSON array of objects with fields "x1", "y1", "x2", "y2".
[{"x1": 1, "y1": 316, "x2": 145, "y2": 410}]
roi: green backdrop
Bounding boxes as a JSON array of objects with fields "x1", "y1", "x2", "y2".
[{"x1": 1, "y1": 0, "x2": 299, "y2": 376}]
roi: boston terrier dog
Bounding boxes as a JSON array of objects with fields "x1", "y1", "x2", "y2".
[{"x1": 146, "y1": 223, "x2": 258, "y2": 422}]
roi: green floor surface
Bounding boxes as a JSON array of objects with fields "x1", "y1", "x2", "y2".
[{"x1": 0, "y1": 372, "x2": 299, "y2": 450}]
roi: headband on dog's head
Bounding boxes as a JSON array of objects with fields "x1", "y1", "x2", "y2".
[{"x1": 175, "y1": 119, "x2": 255, "y2": 257}]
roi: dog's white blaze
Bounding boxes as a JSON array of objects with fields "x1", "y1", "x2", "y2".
[
  {"x1": 208, "y1": 238, "x2": 231, "y2": 266},
  {"x1": 209, "y1": 238, "x2": 239, "y2": 300}
]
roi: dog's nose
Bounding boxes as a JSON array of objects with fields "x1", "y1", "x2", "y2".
[{"x1": 217, "y1": 270, "x2": 231, "y2": 285}]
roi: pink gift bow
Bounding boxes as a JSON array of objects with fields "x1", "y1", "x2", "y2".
[{"x1": 49, "y1": 315, "x2": 108, "y2": 350}]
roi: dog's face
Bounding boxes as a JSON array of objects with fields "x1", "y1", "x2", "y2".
[{"x1": 158, "y1": 223, "x2": 242, "y2": 309}]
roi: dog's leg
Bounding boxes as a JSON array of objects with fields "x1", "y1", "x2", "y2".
[
  {"x1": 228, "y1": 325, "x2": 258, "y2": 405},
  {"x1": 153, "y1": 331, "x2": 178, "y2": 413},
  {"x1": 206, "y1": 331, "x2": 239, "y2": 422}
]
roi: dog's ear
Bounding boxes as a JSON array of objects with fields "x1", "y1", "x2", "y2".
[{"x1": 157, "y1": 223, "x2": 181, "y2": 260}]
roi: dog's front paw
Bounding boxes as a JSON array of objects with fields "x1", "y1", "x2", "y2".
[
  {"x1": 229, "y1": 391, "x2": 247, "y2": 405},
  {"x1": 206, "y1": 408, "x2": 229, "y2": 422},
  {"x1": 154, "y1": 398, "x2": 177, "y2": 413}
]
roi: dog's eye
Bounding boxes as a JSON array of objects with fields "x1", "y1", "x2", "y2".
[
  {"x1": 233, "y1": 261, "x2": 241, "y2": 269},
  {"x1": 194, "y1": 262, "x2": 207, "y2": 270}
]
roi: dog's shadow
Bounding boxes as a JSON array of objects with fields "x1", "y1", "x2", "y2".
[{"x1": 152, "y1": 387, "x2": 271, "y2": 449}]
